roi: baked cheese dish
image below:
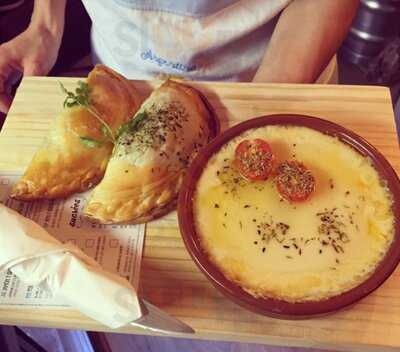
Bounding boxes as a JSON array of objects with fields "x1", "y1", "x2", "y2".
[{"x1": 194, "y1": 125, "x2": 394, "y2": 302}]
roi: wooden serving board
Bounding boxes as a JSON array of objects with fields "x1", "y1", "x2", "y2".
[{"x1": 0, "y1": 78, "x2": 399, "y2": 352}]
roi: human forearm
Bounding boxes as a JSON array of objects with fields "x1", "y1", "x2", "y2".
[
  {"x1": 253, "y1": 0, "x2": 359, "y2": 83},
  {"x1": 0, "y1": 0, "x2": 67, "y2": 112},
  {"x1": 30, "y1": 0, "x2": 67, "y2": 43}
]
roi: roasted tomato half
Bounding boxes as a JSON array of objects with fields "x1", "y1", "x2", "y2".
[
  {"x1": 275, "y1": 160, "x2": 315, "y2": 202},
  {"x1": 234, "y1": 139, "x2": 275, "y2": 181}
]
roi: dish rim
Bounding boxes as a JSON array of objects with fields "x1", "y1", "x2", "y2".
[{"x1": 178, "y1": 114, "x2": 400, "y2": 319}]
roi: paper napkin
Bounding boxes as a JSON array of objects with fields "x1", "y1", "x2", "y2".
[{"x1": 0, "y1": 203, "x2": 142, "y2": 328}]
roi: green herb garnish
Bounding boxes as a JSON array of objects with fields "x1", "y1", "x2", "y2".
[
  {"x1": 60, "y1": 81, "x2": 91, "y2": 108},
  {"x1": 59, "y1": 81, "x2": 116, "y2": 145},
  {"x1": 116, "y1": 111, "x2": 148, "y2": 139},
  {"x1": 79, "y1": 136, "x2": 103, "y2": 148}
]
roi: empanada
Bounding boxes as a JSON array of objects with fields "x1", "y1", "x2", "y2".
[
  {"x1": 84, "y1": 80, "x2": 216, "y2": 224},
  {"x1": 11, "y1": 65, "x2": 140, "y2": 200}
]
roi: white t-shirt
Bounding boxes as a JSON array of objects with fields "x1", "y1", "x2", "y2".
[{"x1": 81, "y1": 0, "x2": 292, "y2": 81}]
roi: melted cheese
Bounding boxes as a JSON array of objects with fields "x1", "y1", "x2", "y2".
[{"x1": 194, "y1": 126, "x2": 394, "y2": 302}]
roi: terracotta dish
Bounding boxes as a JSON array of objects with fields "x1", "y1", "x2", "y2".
[{"x1": 178, "y1": 114, "x2": 400, "y2": 319}]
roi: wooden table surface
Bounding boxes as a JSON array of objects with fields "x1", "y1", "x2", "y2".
[{"x1": 0, "y1": 78, "x2": 399, "y2": 352}]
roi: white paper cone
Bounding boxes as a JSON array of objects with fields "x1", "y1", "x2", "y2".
[{"x1": 0, "y1": 204, "x2": 142, "y2": 328}]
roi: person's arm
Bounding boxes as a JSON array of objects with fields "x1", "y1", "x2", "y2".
[
  {"x1": 0, "y1": 0, "x2": 67, "y2": 113},
  {"x1": 253, "y1": 0, "x2": 359, "y2": 83}
]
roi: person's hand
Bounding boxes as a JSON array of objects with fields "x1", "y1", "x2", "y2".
[{"x1": 0, "y1": 26, "x2": 60, "y2": 113}]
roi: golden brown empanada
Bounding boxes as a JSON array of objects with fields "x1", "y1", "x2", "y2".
[
  {"x1": 83, "y1": 80, "x2": 215, "y2": 224},
  {"x1": 11, "y1": 65, "x2": 140, "y2": 200}
]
